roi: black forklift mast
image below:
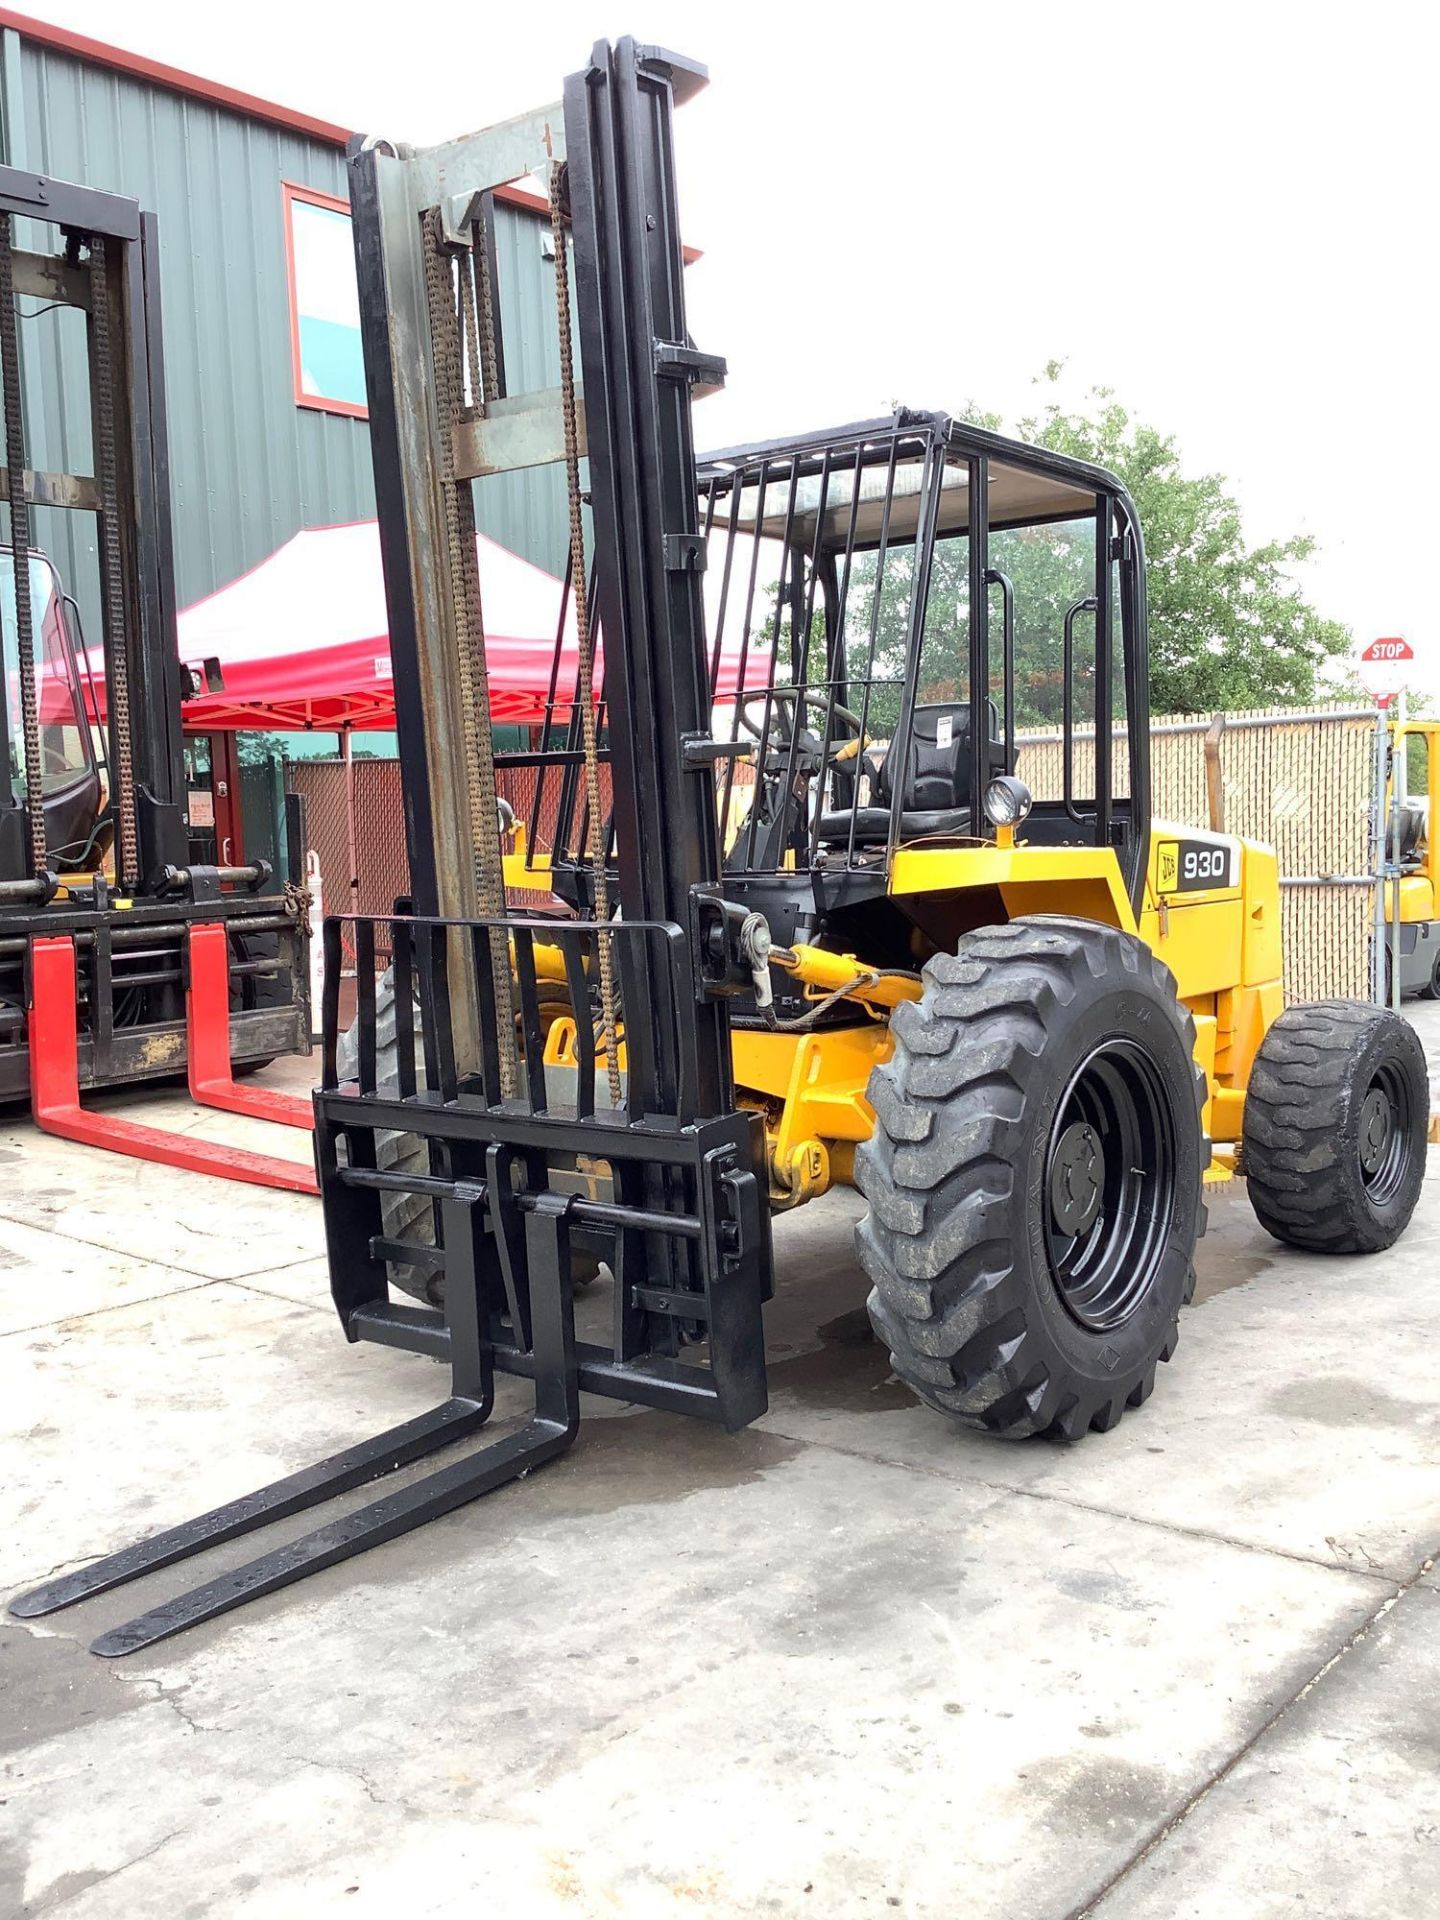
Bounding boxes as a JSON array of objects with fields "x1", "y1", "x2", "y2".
[
  {"x1": 563, "y1": 43, "x2": 736, "y2": 1122},
  {"x1": 12, "y1": 37, "x2": 776, "y2": 1658},
  {"x1": 0, "y1": 167, "x2": 187, "y2": 893}
]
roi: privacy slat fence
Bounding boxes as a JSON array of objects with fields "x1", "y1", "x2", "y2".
[
  {"x1": 1017, "y1": 702, "x2": 1377, "y2": 1003},
  {"x1": 291, "y1": 702, "x2": 1380, "y2": 1004}
]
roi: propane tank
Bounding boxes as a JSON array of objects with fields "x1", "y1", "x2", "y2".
[{"x1": 306, "y1": 848, "x2": 325, "y2": 1040}]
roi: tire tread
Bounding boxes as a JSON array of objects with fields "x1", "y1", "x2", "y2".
[{"x1": 856, "y1": 915, "x2": 1208, "y2": 1440}]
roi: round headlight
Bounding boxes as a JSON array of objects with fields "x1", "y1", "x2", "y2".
[{"x1": 984, "y1": 774, "x2": 1033, "y2": 828}]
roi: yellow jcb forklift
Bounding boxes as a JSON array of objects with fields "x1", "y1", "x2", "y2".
[{"x1": 15, "y1": 35, "x2": 1427, "y2": 1655}]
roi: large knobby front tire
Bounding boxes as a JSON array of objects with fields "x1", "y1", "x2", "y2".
[
  {"x1": 855, "y1": 917, "x2": 1208, "y2": 1440},
  {"x1": 1242, "y1": 999, "x2": 1428, "y2": 1253}
]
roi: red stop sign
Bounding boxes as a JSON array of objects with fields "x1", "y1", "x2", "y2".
[{"x1": 1357, "y1": 636, "x2": 1414, "y2": 703}]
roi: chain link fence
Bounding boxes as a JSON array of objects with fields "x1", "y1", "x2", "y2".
[{"x1": 285, "y1": 753, "x2": 593, "y2": 967}]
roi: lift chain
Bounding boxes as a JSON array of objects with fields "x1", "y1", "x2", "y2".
[
  {"x1": 457, "y1": 242, "x2": 484, "y2": 418},
  {"x1": 88, "y1": 236, "x2": 140, "y2": 888},
  {"x1": 473, "y1": 200, "x2": 500, "y2": 408},
  {"x1": 454, "y1": 214, "x2": 501, "y2": 416},
  {"x1": 549, "y1": 162, "x2": 622, "y2": 1105},
  {"x1": 0, "y1": 216, "x2": 47, "y2": 877},
  {"x1": 422, "y1": 207, "x2": 518, "y2": 1097},
  {"x1": 282, "y1": 876, "x2": 311, "y2": 941}
]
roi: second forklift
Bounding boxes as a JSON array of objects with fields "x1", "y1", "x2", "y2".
[{"x1": 0, "y1": 164, "x2": 312, "y2": 1184}]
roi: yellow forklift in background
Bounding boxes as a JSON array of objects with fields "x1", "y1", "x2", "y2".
[{"x1": 1382, "y1": 720, "x2": 1440, "y2": 1001}]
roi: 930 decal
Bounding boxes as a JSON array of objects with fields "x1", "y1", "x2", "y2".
[{"x1": 1157, "y1": 838, "x2": 1235, "y2": 895}]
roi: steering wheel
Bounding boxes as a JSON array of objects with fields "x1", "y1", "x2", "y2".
[{"x1": 736, "y1": 688, "x2": 865, "y2": 766}]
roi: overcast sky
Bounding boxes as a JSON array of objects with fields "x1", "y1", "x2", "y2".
[{"x1": 27, "y1": 0, "x2": 1440, "y2": 693}]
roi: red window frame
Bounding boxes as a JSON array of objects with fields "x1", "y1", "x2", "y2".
[{"x1": 282, "y1": 181, "x2": 368, "y2": 421}]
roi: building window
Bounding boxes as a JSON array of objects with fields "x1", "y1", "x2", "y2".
[{"x1": 283, "y1": 183, "x2": 367, "y2": 418}]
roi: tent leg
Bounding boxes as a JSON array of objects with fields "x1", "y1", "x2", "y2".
[{"x1": 343, "y1": 728, "x2": 359, "y2": 916}]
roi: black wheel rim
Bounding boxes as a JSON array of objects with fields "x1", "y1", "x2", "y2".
[
  {"x1": 1357, "y1": 1060, "x2": 1412, "y2": 1205},
  {"x1": 1043, "y1": 1039, "x2": 1177, "y2": 1333}
]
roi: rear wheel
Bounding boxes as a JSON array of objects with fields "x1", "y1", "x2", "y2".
[
  {"x1": 855, "y1": 917, "x2": 1207, "y2": 1440},
  {"x1": 1242, "y1": 1000, "x2": 1427, "y2": 1253}
]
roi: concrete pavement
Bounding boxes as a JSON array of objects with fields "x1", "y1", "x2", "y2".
[{"x1": 2, "y1": 1016, "x2": 1437, "y2": 1919}]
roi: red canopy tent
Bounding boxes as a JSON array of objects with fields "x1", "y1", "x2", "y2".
[
  {"x1": 172, "y1": 521, "x2": 575, "y2": 732},
  {"x1": 75, "y1": 519, "x2": 769, "y2": 728},
  {"x1": 82, "y1": 520, "x2": 770, "y2": 907},
  {"x1": 124, "y1": 518, "x2": 764, "y2": 731}
]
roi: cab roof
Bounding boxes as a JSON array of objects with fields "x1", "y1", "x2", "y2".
[{"x1": 697, "y1": 410, "x2": 1129, "y2": 549}]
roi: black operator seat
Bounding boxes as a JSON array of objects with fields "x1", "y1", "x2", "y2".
[
  {"x1": 816, "y1": 701, "x2": 987, "y2": 847},
  {"x1": 1387, "y1": 802, "x2": 1426, "y2": 868}
]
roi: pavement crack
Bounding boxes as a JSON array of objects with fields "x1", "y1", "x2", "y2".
[
  {"x1": 286, "y1": 1750, "x2": 390, "y2": 1810},
  {"x1": 222, "y1": 1276, "x2": 331, "y2": 1316},
  {"x1": 29, "y1": 1827, "x2": 182, "y2": 1916},
  {"x1": 0, "y1": 1206, "x2": 240, "y2": 1281},
  {"x1": 0, "y1": 1278, "x2": 223, "y2": 1341},
  {"x1": 1064, "y1": 1541, "x2": 1440, "y2": 1919},
  {"x1": 134, "y1": 1675, "x2": 220, "y2": 1737},
  {"x1": 2, "y1": 1617, "x2": 224, "y2": 1734},
  {"x1": 1, "y1": 1610, "x2": 91, "y2": 1655}
]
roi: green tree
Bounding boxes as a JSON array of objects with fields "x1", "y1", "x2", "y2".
[
  {"x1": 236, "y1": 729, "x2": 291, "y2": 767},
  {"x1": 748, "y1": 368, "x2": 1351, "y2": 742},
  {"x1": 959, "y1": 363, "x2": 1351, "y2": 719}
]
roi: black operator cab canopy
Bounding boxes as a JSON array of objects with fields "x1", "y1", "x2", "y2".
[
  {"x1": 712, "y1": 430, "x2": 1109, "y2": 547},
  {"x1": 695, "y1": 411, "x2": 1151, "y2": 912}
]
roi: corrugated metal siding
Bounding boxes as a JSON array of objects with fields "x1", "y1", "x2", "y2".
[
  {"x1": 0, "y1": 31, "x2": 373, "y2": 633},
  {"x1": 473, "y1": 199, "x2": 572, "y2": 576},
  {"x1": 0, "y1": 31, "x2": 569, "y2": 640}
]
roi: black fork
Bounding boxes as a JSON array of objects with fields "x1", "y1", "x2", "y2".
[{"x1": 9, "y1": 1188, "x2": 580, "y2": 1658}]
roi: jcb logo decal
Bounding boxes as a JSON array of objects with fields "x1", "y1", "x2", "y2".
[{"x1": 1158, "y1": 843, "x2": 1179, "y2": 893}]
